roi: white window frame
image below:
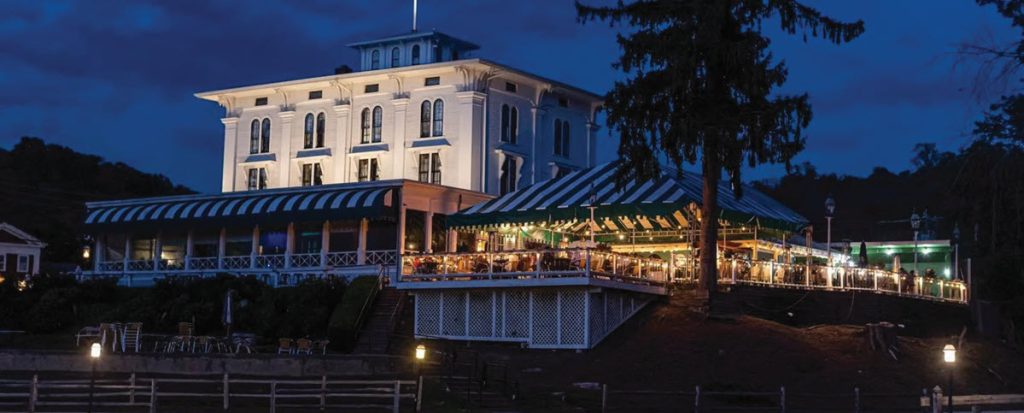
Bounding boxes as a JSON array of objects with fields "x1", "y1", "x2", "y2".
[
  {"x1": 0, "y1": 255, "x2": 5, "y2": 272},
  {"x1": 247, "y1": 168, "x2": 268, "y2": 190},
  {"x1": 17, "y1": 255, "x2": 29, "y2": 273},
  {"x1": 417, "y1": 152, "x2": 442, "y2": 184}
]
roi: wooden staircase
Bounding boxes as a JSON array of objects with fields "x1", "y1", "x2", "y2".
[{"x1": 352, "y1": 287, "x2": 406, "y2": 354}]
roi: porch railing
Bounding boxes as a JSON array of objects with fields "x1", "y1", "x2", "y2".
[
  {"x1": 326, "y1": 252, "x2": 358, "y2": 266},
  {"x1": 187, "y1": 256, "x2": 218, "y2": 270},
  {"x1": 400, "y1": 249, "x2": 669, "y2": 287},
  {"x1": 289, "y1": 253, "x2": 321, "y2": 268}
]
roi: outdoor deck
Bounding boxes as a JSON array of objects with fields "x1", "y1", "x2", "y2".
[{"x1": 397, "y1": 249, "x2": 968, "y2": 304}]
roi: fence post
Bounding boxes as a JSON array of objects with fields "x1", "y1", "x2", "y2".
[
  {"x1": 695, "y1": 385, "x2": 701, "y2": 413},
  {"x1": 601, "y1": 383, "x2": 607, "y2": 413},
  {"x1": 320, "y1": 375, "x2": 327, "y2": 412},
  {"x1": 149, "y1": 379, "x2": 157, "y2": 413},
  {"x1": 223, "y1": 373, "x2": 230, "y2": 411},
  {"x1": 393, "y1": 381, "x2": 401, "y2": 413},
  {"x1": 29, "y1": 374, "x2": 37, "y2": 413},
  {"x1": 270, "y1": 381, "x2": 277, "y2": 413},
  {"x1": 854, "y1": 387, "x2": 860, "y2": 413},
  {"x1": 129, "y1": 372, "x2": 136, "y2": 405},
  {"x1": 416, "y1": 375, "x2": 424, "y2": 413},
  {"x1": 780, "y1": 386, "x2": 786, "y2": 413}
]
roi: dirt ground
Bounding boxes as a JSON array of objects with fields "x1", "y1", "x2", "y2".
[{"x1": 423, "y1": 290, "x2": 1024, "y2": 411}]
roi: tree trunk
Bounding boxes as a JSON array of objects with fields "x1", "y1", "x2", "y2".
[{"x1": 700, "y1": 146, "x2": 720, "y2": 311}]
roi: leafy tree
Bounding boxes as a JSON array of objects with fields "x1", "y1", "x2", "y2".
[{"x1": 576, "y1": 0, "x2": 863, "y2": 309}]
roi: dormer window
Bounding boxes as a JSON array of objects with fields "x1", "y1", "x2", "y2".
[
  {"x1": 558, "y1": 97, "x2": 569, "y2": 108},
  {"x1": 411, "y1": 45, "x2": 421, "y2": 65},
  {"x1": 391, "y1": 47, "x2": 401, "y2": 67},
  {"x1": 365, "y1": 84, "x2": 379, "y2": 93},
  {"x1": 308, "y1": 90, "x2": 322, "y2": 100},
  {"x1": 371, "y1": 50, "x2": 381, "y2": 70},
  {"x1": 505, "y1": 82, "x2": 517, "y2": 93},
  {"x1": 424, "y1": 76, "x2": 440, "y2": 86},
  {"x1": 255, "y1": 97, "x2": 268, "y2": 106}
]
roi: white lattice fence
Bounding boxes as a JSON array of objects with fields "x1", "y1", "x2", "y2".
[{"x1": 411, "y1": 287, "x2": 654, "y2": 349}]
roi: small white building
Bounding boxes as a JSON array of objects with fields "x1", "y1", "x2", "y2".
[
  {"x1": 0, "y1": 222, "x2": 46, "y2": 279},
  {"x1": 196, "y1": 30, "x2": 604, "y2": 197}
]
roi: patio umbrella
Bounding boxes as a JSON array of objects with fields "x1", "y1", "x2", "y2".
[
  {"x1": 222, "y1": 289, "x2": 235, "y2": 340},
  {"x1": 859, "y1": 241, "x2": 868, "y2": 268}
]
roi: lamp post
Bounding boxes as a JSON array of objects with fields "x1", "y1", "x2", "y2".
[
  {"x1": 414, "y1": 344, "x2": 426, "y2": 375},
  {"x1": 943, "y1": 344, "x2": 956, "y2": 413},
  {"x1": 88, "y1": 342, "x2": 101, "y2": 413},
  {"x1": 825, "y1": 195, "x2": 836, "y2": 288},
  {"x1": 910, "y1": 211, "x2": 921, "y2": 276}
]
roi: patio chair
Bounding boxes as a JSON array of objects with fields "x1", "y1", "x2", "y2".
[
  {"x1": 174, "y1": 322, "x2": 194, "y2": 352},
  {"x1": 277, "y1": 338, "x2": 294, "y2": 355},
  {"x1": 314, "y1": 339, "x2": 330, "y2": 355},
  {"x1": 295, "y1": 338, "x2": 313, "y2": 355},
  {"x1": 234, "y1": 335, "x2": 255, "y2": 354},
  {"x1": 121, "y1": 322, "x2": 142, "y2": 353},
  {"x1": 75, "y1": 326, "x2": 101, "y2": 347},
  {"x1": 194, "y1": 336, "x2": 213, "y2": 353}
]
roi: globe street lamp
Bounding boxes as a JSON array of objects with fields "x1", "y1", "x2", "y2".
[
  {"x1": 825, "y1": 195, "x2": 836, "y2": 287},
  {"x1": 88, "y1": 342, "x2": 101, "y2": 413},
  {"x1": 910, "y1": 211, "x2": 921, "y2": 276},
  {"x1": 943, "y1": 344, "x2": 956, "y2": 413}
]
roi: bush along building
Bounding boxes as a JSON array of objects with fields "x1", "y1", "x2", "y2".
[{"x1": 80, "y1": 28, "x2": 967, "y2": 350}]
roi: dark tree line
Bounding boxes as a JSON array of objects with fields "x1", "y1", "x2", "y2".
[{"x1": 0, "y1": 137, "x2": 193, "y2": 265}]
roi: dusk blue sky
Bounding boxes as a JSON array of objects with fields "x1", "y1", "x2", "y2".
[{"x1": 0, "y1": 1, "x2": 1017, "y2": 193}]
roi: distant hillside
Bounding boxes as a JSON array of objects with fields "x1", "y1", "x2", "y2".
[{"x1": 0, "y1": 137, "x2": 193, "y2": 266}]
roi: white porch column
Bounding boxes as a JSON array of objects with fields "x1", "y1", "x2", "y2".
[
  {"x1": 123, "y1": 236, "x2": 131, "y2": 272},
  {"x1": 277, "y1": 111, "x2": 296, "y2": 187},
  {"x1": 250, "y1": 226, "x2": 260, "y2": 269},
  {"x1": 390, "y1": 98, "x2": 410, "y2": 179},
  {"x1": 447, "y1": 229, "x2": 458, "y2": 253},
  {"x1": 332, "y1": 104, "x2": 351, "y2": 183},
  {"x1": 357, "y1": 218, "x2": 368, "y2": 265},
  {"x1": 221, "y1": 117, "x2": 240, "y2": 192},
  {"x1": 217, "y1": 228, "x2": 227, "y2": 269},
  {"x1": 321, "y1": 221, "x2": 330, "y2": 267},
  {"x1": 184, "y1": 230, "x2": 194, "y2": 271},
  {"x1": 285, "y1": 222, "x2": 295, "y2": 269},
  {"x1": 529, "y1": 105, "x2": 541, "y2": 185},
  {"x1": 424, "y1": 211, "x2": 434, "y2": 253},
  {"x1": 93, "y1": 237, "x2": 104, "y2": 272},
  {"x1": 153, "y1": 233, "x2": 163, "y2": 271}
]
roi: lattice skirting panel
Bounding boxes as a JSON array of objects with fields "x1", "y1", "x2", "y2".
[{"x1": 412, "y1": 287, "x2": 653, "y2": 350}]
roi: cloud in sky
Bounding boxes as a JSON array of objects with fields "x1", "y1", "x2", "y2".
[{"x1": 0, "y1": 0, "x2": 1017, "y2": 192}]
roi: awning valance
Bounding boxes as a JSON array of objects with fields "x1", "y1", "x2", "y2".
[
  {"x1": 448, "y1": 162, "x2": 808, "y2": 232},
  {"x1": 84, "y1": 182, "x2": 399, "y2": 231}
]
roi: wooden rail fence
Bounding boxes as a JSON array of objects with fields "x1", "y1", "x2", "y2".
[{"x1": 0, "y1": 372, "x2": 419, "y2": 412}]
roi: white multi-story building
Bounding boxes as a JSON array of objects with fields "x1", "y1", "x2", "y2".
[{"x1": 196, "y1": 31, "x2": 603, "y2": 197}]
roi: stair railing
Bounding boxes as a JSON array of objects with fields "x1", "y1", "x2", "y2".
[{"x1": 351, "y1": 265, "x2": 387, "y2": 348}]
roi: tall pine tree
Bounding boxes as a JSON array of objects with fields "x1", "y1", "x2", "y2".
[{"x1": 577, "y1": 1, "x2": 863, "y2": 309}]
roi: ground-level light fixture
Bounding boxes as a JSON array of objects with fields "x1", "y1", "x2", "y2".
[
  {"x1": 90, "y1": 342, "x2": 102, "y2": 359},
  {"x1": 415, "y1": 344, "x2": 426, "y2": 361},
  {"x1": 942, "y1": 344, "x2": 956, "y2": 413},
  {"x1": 943, "y1": 344, "x2": 956, "y2": 363}
]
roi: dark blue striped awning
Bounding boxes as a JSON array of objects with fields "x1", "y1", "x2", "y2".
[
  {"x1": 84, "y1": 182, "x2": 399, "y2": 230},
  {"x1": 449, "y1": 162, "x2": 807, "y2": 232}
]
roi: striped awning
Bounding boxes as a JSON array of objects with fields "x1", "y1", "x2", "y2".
[
  {"x1": 448, "y1": 162, "x2": 807, "y2": 232},
  {"x1": 84, "y1": 182, "x2": 399, "y2": 231}
]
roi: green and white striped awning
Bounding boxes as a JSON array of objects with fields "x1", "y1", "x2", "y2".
[
  {"x1": 448, "y1": 162, "x2": 808, "y2": 232},
  {"x1": 84, "y1": 182, "x2": 400, "y2": 231}
]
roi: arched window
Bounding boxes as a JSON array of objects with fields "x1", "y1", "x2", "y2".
[
  {"x1": 360, "y1": 108, "x2": 371, "y2": 144},
  {"x1": 411, "y1": 45, "x2": 421, "y2": 65},
  {"x1": 391, "y1": 47, "x2": 401, "y2": 67},
  {"x1": 554, "y1": 119, "x2": 563, "y2": 155},
  {"x1": 510, "y1": 107, "x2": 519, "y2": 144},
  {"x1": 432, "y1": 99, "x2": 444, "y2": 137},
  {"x1": 371, "y1": 106, "x2": 383, "y2": 142},
  {"x1": 561, "y1": 121, "x2": 570, "y2": 156},
  {"x1": 303, "y1": 113, "x2": 314, "y2": 149},
  {"x1": 315, "y1": 112, "x2": 326, "y2": 148},
  {"x1": 250, "y1": 119, "x2": 260, "y2": 154},
  {"x1": 260, "y1": 118, "x2": 271, "y2": 153},
  {"x1": 371, "y1": 49, "x2": 381, "y2": 70},
  {"x1": 500, "y1": 105, "x2": 510, "y2": 143},
  {"x1": 420, "y1": 100, "x2": 432, "y2": 138}
]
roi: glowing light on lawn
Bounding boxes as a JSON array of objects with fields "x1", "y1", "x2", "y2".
[
  {"x1": 90, "y1": 342, "x2": 102, "y2": 359},
  {"x1": 415, "y1": 344, "x2": 426, "y2": 360},
  {"x1": 943, "y1": 344, "x2": 956, "y2": 363}
]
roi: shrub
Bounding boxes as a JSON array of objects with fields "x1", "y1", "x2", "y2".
[{"x1": 327, "y1": 276, "x2": 380, "y2": 351}]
